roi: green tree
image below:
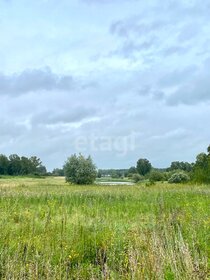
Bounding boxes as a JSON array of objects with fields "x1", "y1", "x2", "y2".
[
  {"x1": 52, "y1": 168, "x2": 64, "y2": 176},
  {"x1": 0, "y1": 154, "x2": 9, "y2": 175},
  {"x1": 97, "y1": 170, "x2": 102, "y2": 178},
  {"x1": 207, "y1": 145, "x2": 210, "y2": 155},
  {"x1": 36, "y1": 165, "x2": 47, "y2": 175},
  {"x1": 128, "y1": 166, "x2": 137, "y2": 174},
  {"x1": 20, "y1": 156, "x2": 32, "y2": 175},
  {"x1": 64, "y1": 154, "x2": 97, "y2": 185},
  {"x1": 170, "y1": 161, "x2": 192, "y2": 172},
  {"x1": 8, "y1": 154, "x2": 21, "y2": 175},
  {"x1": 20, "y1": 156, "x2": 44, "y2": 175},
  {"x1": 193, "y1": 147, "x2": 210, "y2": 183},
  {"x1": 0, "y1": 154, "x2": 46, "y2": 176},
  {"x1": 136, "y1": 158, "x2": 152, "y2": 176},
  {"x1": 29, "y1": 156, "x2": 42, "y2": 173},
  {"x1": 111, "y1": 170, "x2": 121, "y2": 178}
]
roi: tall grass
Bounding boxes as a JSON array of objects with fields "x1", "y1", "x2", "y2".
[{"x1": 0, "y1": 177, "x2": 209, "y2": 279}]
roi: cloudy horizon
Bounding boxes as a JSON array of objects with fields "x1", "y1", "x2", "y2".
[{"x1": 0, "y1": 0, "x2": 210, "y2": 170}]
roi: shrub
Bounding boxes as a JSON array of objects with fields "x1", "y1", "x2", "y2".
[
  {"x1": 168, "y1": 172, "x2": 190, "y2": 184},
  {"x1": 145, "y1": 180, "x2": 155, "y2": 187},
  {"x1": 64, "y1": 154, "x2": 97, "y2": 185},
  {"x1": 162, "y1": 172, "x2": 172, "y2": 181},
  {"x1": 149, "y1": 170, "x2": 164, "y2": 182},
  {"x1": 132, "y1": 173, "x2": 144, "y2": 183}
]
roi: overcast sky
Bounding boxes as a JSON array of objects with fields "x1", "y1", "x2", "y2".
[{"x1": 0, "y1": 0, "x2": 210, "y2": 170}]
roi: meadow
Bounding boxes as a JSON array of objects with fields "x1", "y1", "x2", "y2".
[{"x1": 0, "y1": 177, "x2": 209, "y2": 279}]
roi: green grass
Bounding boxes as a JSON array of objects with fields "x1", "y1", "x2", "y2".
[{"x1": 0, "y1": 177, "x2": 209, "y2": 279}]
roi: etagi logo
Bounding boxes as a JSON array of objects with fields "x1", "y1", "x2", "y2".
[{"x1": 74, "y1": 133, "x2": 136, "y2": 156}]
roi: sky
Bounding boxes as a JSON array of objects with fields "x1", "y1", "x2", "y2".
[{"x1": 0, "y1": 0, "x2": 210, "y2": 170}]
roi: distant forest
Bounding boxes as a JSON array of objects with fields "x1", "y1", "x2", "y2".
[{"x1": 0, "y1": 154, "x2": 46, "y2": 176}]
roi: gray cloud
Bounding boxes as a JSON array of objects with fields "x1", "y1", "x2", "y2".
[
  {"x1": 160, "y1": 46, "x2": 189, "y2": 56},
  {"x1": 137, "y1": 85, "x2": 164, "y2": 101},
  {"x1": 110, "y1": 18, "x2": 167, "y2": 38},
  {"x1": 0, "y1": 67, "x2": 74, "y2": 96},
  {"x1": 109, "y1": 0, "x2": 210, "y2": 61},
  {"x1": 178, "y1": 23, "x2": 201, "y2": 42},
  {"x1": 0, "y1": 121, "x2": 25, "y2": 138},
  {"x1": 31, "y1": 107, "x2": 97, "y2": 126},
  {"x1": 1, "y1": 0, "x2": 210, "y2": 170},
  {"x1": 110, "y1": 37, "x2": 157, "y2": 58},
  {"x1": 158, "y1": 65, "x2": 198, "y2": 88},
  {"x1": 167, "y1": 75, "x2": 210, "y2": 105},
  {"x1": 165, "y1": 58, "x2": 210, "y2": 105}
]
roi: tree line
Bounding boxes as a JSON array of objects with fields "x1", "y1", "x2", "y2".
[
  {"x1": 1, "y1": 145, "x2": 210, "y2": 185},
  {"x1": 62, "y1": 145, "x2": 210, "y2": 185},
  {"x1": 0, "y1": 154, "x2": 47, "y2": 176},
  {"x1": 124, "y1": 145, "x2": 210, "y2": 184}
]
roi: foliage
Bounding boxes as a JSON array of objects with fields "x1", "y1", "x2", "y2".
[
  {"x1": 126, "y1": 166, "x2": 137, "y2": 178},
  {"x1": 169, "y1": 161, "x2": 193, "y2": 172},
  {"x1": 36, "y1": 165, "x2": 47, "y2": 175},
  {"x1": 0, "y1": 154, "x2": 9, "y2": 175},
  {"x1": 168, "y1": 172, "x2": 190, "y2": 184},
  {"x1": 64, "y1": 154, "x2": 97, "y2": 185},
  {"x1": 132, "y1": 173, "x2": 144, "y2": 183},
  {"x1": 0, "y1": 154, "x2": 46, "y2": 176},
  {"x1": 97, "y1": 170, "x2": 102, "y2": 178},
  {"x1": 149, "y1": 170, "x2": 165, "y2": 182},
  {"x1": 52, "y1": 168, "x2": 64, "y2": 176},
  {"x1": 111, "y1": 170, "x2": 122, "y2": 178},
  {"x1": 192, "y1": 149, "x2": 210, "y2": 184},
  {"x1": 127, "y1": 166, "x2": 137, "y2": 175},
  {"x1": 208, "y1": 145, "x2": 210, "y2": 155},
  {"x1": 136, "y1": 158, "x2": 152, "y2": 176}
]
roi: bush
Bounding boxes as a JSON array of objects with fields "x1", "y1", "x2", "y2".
[
  {"x1": 145, "y1": 180, "x2": 155, "y2": 187},
  {"x1": 162, "y1": 172, "x2": 172, "y2": 181},
  {"x1": 149, "y1": 170, "x2": 164, "y2": 182},
  {"x1": 64, "y1": 154, "x2": 97, "y2": 185},
  {"x1": 168, "y1": 172, "x2": 190, "y2": 184},
  {"x1": 132, "y1": 173, "x2": 144, "y2": 183}
]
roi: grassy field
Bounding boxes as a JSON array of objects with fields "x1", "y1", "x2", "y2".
[{"x1": 0, "y1": 177, "x2": 209, "y2": 279}]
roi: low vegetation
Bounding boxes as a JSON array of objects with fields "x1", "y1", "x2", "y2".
[
  {"x1": 0, "y1": 177, "x2": 209, "y2": 279},
  {"x1": 168, "y1": 172, "x2": 190, "y2": 184},
  {"x1": 0, "y1": 146, "x2": 209, "y2": 278}
]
